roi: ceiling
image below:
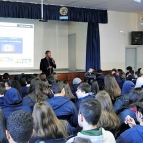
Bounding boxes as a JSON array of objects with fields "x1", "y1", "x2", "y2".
[{"x1": 3, "y1": 0, "x2": 143, "y2": 13}]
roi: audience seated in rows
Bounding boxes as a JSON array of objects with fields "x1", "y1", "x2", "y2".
[
  {"x1": 67, "y1": 99, "x2": 116, "y2": 143},
  {"x1": 46, "y1": 82, "x2": 78, "y2": 127},
  {"x1": 6, "y1": 110, "x2": 34, "y2": 143},
  {"x1": 75, "y1": 82, "x2": 95, "y2": 110},
  {"x1": 116, "y1": 101, "x2": 143, "y2": 143},
  {"x1": 96, "y1": 91, "x2": 120, "y2": 137}
]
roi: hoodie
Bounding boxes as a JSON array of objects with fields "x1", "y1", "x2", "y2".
[
  {"x1": 75, "y1": 93, "x2": 95, "y2": 110},
  {"x1": 2, "y1": 88, "x2": 32, "y2": 118},
  {"x1": 66, "y1": 128, "x2": 115, "y2": 143},
  {"x1": 46, "y1": 96, "x2": 78, "y2": 127},
  {"x1": 122, "y1": 81, "x2": 135, "y2": 95},
  {"x1": 116, "y1": 125, "x2": 143, "y2": 143}
]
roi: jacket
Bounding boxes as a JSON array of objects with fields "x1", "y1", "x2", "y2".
[
  {"x1": 46, "y1": 96, "x2": 78, "y2": 127},
  {"x1": 66, "y1": 128, "x2": 116, "y2": 143},
  {"x1": 116, "y1": 125, "x2": 143, "y2": 143},
  {"x1": 40, "y1": 57, "x2": 56, "y2": 77},
  {"x1": 122, "y1": 81, "x2": 134, "y2": 95},
  {"x1": 2, "y1": 88, "x2": 32, "y2": 118}
]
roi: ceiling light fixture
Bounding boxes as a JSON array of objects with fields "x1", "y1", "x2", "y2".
[{"x1": 134, "y1": 0, "x2": 141, "y2": 3}]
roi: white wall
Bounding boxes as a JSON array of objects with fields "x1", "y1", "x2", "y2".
[
  {"x1": 0, "y1": 18, "x2": 68, "y2": 70},
  {"x1": 100, "y1": 11, "x2": 137, "y2": 71},
  {"x1": 68, "y1": 22, "x2": 87, "y2": 70}
]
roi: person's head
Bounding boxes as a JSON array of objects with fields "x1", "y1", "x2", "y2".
[
  {"x1": 51, "y1": 82, "x2": 65, "y2": 96},
  {"x1": 139, "y1": 68, "x2": 143, "y2": 77},
  {"x1": 4, "y1": 80, "x2": 11, "y2": 90},
  {"x1": 0, "y1": 82, "x2": 6, "y2": 97},
  {"x1": 129, "y1": 88, "x2": 143, "y2": 104},
  {"x1": 88, "y1": 68, "x2": 94, "y2": 73},
  {"x1": 19, "y1": 75, "x2": 27, "y2": 86},
  {"x1": 73, "y1": 78, "x2": 82, "y2": 85},
  {"x1": 122, "y1": 81, "x2": 135, "y2": 95},
  {"x1": 26, "y1": 74, "x2": 35, "y2": 84},
  {"x1": 47, "y1": 75, "x2": 55, "y2": 84},
  {"x1": 96, "y1": 90, "x2": 114, "y2": 113},
  {"x1": 0, "y1": 109, "x2": 8, "y2": 143},
  {"x1": 39, "y1": 73, "x2": 47, "y2": 80},
  {"x1": 135, "y1": 71, "x2": 140, "y2": 78},
  {"x1": 78, "y1": 99, "x2": 101, "y2": 129},
  {"x1": 52, "y1": 72, "x2": 58, "y2": 81},
  {"x1": 62, "y1": 80, "x2": 75, "y2": 100},
  {"x1": 136, "y1": 102, "x2": 143, "y2": 123},
  {"x1": 32, "y1": 102, "x2": 67, "y2": 140},
  {"x1": 6, "y1": 110, "x2": 34, "y2": 143},
  {"x1": 91, "y1": 81, "x2": 99, "y2": 95},
  {"x1": 96, "y1": 69, "x2": 102, "y2": 74},
  {"x1": 41, "y1": 79, "x2": 50, "y2": 94},
  {"x1": 45, "y1": 50, "x2": 51, "y2": 58},
  {"x1": 28, "y1": 78, "x2": 46, "y2": 102},
  {"x1": 72, "y1": 137, "x2": 91, "y2": 143},
  {"x1": 111, "y1": 68, "x2": 117, "y2": 74},
  {"x1": 4, "y1": 88, "x2": 22, "y2": 107},
  {"x1": 104, "y1": 75, "x2": 121, "y2": 101},
  {"x1": 76, "y1": 83, "x2": 91, "y2": 99},
  {"x1": 2, "y1": 73, "x2": 9, "y2": 80},
  {"x1": 126, "y1": 66, "x2": 132, "y2": 72}
]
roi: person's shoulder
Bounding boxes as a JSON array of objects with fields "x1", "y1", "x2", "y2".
[
  {"x1": 102, "y1": 128, "x2": 116, "y2": 143},
  {"x1": 66, "y1": 137, "x2": 75, "y2": 143},
  {"x1": 41, "y1": 57, "x2": 46, "y2": 61}
]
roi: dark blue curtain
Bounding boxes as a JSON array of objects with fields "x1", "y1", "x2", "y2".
[
  {"x1": 86, "y1": 23, "x2": 100, "y2": 71},
  {"x1": 0, "y1": 1, "x2": 108, "y2": 23}
]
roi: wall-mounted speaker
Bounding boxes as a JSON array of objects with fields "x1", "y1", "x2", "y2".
[{"x1": 132, "y1": 31, "x2": 143, "y2": 45}]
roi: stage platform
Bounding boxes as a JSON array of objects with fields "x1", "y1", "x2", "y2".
[{"x1": 0, "y1": 69, "x2": 111, "y2": 85}]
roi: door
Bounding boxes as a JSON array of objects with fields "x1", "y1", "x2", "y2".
[
  {"x1": 68, "y1": 34, "x2": 76, "y2": 70},
  {"x1": 126, "y1": 48, "x2": 137, "y2": 71}
]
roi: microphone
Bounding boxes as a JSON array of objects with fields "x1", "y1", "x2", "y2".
[{"x1": 51, "y1": 57, "x2": 55, "y2": 63}]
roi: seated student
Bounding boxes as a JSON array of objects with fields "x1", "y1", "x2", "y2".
[
  {"x1": 20, "y1": 75, "x2": 29, "y2": 98},
  {"x1": 41, "y1": 79, "x2": 54, "y2": 99},
  {"x1": 96, "y1": 69, "x2": 105, "y2": 90},
  {"x1": 39, "y1": 72, "x2": 47, "y2": 80},
  {"x1": 23, "y1": 78, "x2": 48, "y2": 110},
  {"x1": 4, "y1": 80, "x2": 21, "y2": 95},
  {"x1": 67, "y1": 99, "x2": 116, "y2": 143},
  {"x1": 116, "y1": 102, "x2": 143, "y2": 143},
  {"x1": 75, "y1": 82, "x2": 95, "y2": 110},
  {"x1": 30, "y1": 102, "x2": 69, "y2": 143},
  {"x1": 0, "y1": 82, "x2": 6, "y2": 108},
  {"x1": 126, "y1": 70, "x2": 135, "y2": 81},
  {"x1": 91, "y1": 81, "x2": 99, "y2": 95},
  {"x1": 132, "y1": 70, "x2": 141, "y2": 84},
  {"x1": 62, "y1": 80, "x2": 76, "y2": 103},
  {"x1": 126, "y1": 66, "x2": 133, "y2": 76},
  {"x1": 0, "y1": 109, "x2": 8, "y2": 143},
  {"x1": 104, "y1": 75, "x2": 121, "y2": 104},
  {"x1": 96, "y1": 91, "x2": 120, "y2": 137},
  {"x1": 46, "y1": 82, "x2": 78, "y2": 127},
  {"x1": 2, "y1": 88, "x2": 32, "y2": 118},
  {"x1": 2, "y1": 73, "x2": 9, "y2": 82},
  {"x1": 114, "y1": 88, "x2": 143, "y2": 124},
  {"x1": 6, "y1": 110, "x2": 34, "y2": 143},
  {"x1": 122, "y1": 80, "x2": 134, "y2": 95},
  {"x1": 70, "y1": 78, "x2": 82, "y2": 97},
  {"x1": 84, "y1": 68, "x2": 96, "y2": 83}
]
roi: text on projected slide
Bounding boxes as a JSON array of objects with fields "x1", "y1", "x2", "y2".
[{"x1": 0, "y1": 22, "x2": 34, "y2": 68}]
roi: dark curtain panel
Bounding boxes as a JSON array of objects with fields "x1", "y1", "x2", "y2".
[
  {"x1": 86, "y1": 22, "x2": 100, "y2": 71},
  {"x1": 0, "y1": 1, "x2": 108, "y2": 23}
]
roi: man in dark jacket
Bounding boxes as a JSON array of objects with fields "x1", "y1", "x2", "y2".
[
  {"x1": 46, "y1": 82, "x2": 78, "y2": 127},
  {"x1": 40, "y1": 50, "x2": 56, "y2": 77}
]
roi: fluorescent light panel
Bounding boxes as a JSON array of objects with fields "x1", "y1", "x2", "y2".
[{"x1": 134, "y1": 0, "x2": 141, "y2": 3}]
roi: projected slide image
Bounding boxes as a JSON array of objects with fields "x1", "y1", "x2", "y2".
[{"x1": 0, "y1": 37, "x2": 23, "y2": 54}]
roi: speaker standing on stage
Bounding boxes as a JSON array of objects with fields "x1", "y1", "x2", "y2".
[{"x1": 40, "y1": 50, "x2": 56, "y2": 77}]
